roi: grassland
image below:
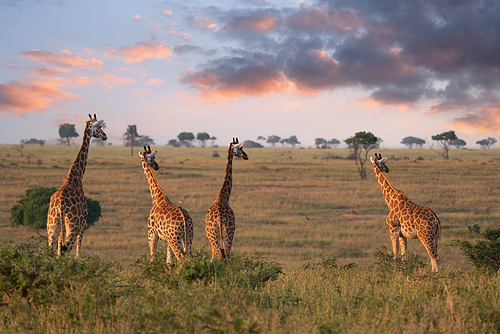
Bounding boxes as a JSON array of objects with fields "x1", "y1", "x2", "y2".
[
  {"x1": 1, "y1": 144, "x2": 500, "y2": 268},
  {"x1": 1, "y1": 144, "x2": 500, "y2": 333}
]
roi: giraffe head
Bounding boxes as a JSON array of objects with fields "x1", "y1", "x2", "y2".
[
  {"x1": 139, "y1": 146, "x2": 159, "y2": 170},
  {"x1": 229, "y1": 138, "x2": 249, "y2": 160},
  {"x1": 86, "y1": 114, "x2": 107, "y2": 140},
  {"x1": 370, "y1": 153, "x2": 390, "y2": 173}
]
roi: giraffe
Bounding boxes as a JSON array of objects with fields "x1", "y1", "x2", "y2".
[
  {"x1": 138, "y1": 146, "x2": 193, "y2": 265},
  {"x1": 204, "y1": 138, "x2": 248, "y2": 262},
  {"x1": 371, "y1": 153, "x2": 441, "y2": 272},
  {"x1": 47, "y1": 114, "x2": 107, "y2": 256}
]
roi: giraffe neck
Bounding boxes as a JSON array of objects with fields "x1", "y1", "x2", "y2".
[
  {"x1": 215, "y1": 147, "x2": 234, "y2": 203},
  {"x1": 141, "y1": 160, "x2": 170, "y2": 204},
  {"x1": 373, "y1": 164, "x2": 402, "y2": 210},
  {"x1": 62, "y1": 124, "x2": 91, "y2": 188}
]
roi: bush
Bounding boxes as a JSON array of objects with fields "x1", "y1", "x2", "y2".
[
  {"x1": 451, "y1": 226, "x2": 500, "y2": 274},
  {"x1": 10, "y1": 186, "x2": 102, "y2": 229},
  {"x1": 372, "y1": 246, "x2": 425, "y2": 275}
]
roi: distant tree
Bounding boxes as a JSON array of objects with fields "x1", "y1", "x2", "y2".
[
  {"x1": 167, "y1": 139, "x2": 181, "y2": 147},
  {"x1": 257, "y1": 136, "x2": 266, "y2": 144},
  {"x1": 10, "y1": 186, "x2": 101, "y2": 229},
  {"x1": 59, "y1": 123, "x2": 79, "y2": 146},
  {"x1": 476, "y1": 137, "x2": 497, "y2": 149},
  {"x1": 328, "y1": 138, "x2": 340, "y2": 148},
  {"x1": 401, "y1": 136, "x2": 426, "y2": 149},
  {"x1": 210, "y1": 136, "x2": 217, "y2": 147},
  {"x1": 123, "y1": 125, "x2": 139, "y2": 156},
  {"x1": 315, "y1": 138, "x2": 327, "y2": 148},
  {"x1": 432, "y1": 131, "x2": 458, "y2": 159},
  {"x1": 266, "y1": 135, "x2": 281, "y2": 147},
  {"x1": 451, "y1": 138, "x2": 467, "y2": 149},
  {"x1": 12, "y1": 143, "x2": 25, "y2": 157},
  {"x1": 135, "y1": 135, "x2": 155, "y2": 147},
  {"x1": 177, "y1": 132, "x2": 195, "y2": 147},
  {"x1": 344, "y1": 131, "x2": 379, "y2": 179},
  {"x1": 286, "y1": 135, "x2": 300, "y2": 147},
  {"x1": 197, "y1": 132, "x2": 211, "y2": 147},
  {"x1": 21, "y1": 138, "x2": 45, "y2": 146},
  {"x1": 243, "y1": 140, "x2": 263, "y2": 148}
]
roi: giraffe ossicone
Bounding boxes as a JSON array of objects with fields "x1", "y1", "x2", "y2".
[
  {"x1": 139, "y1": 146, "x2": 193, "y2": 265},
  {"x1": 46, "y1": 114, "x2": 107, "y2": 257},
  {"x1": 204, "y1": 137, "x2": 248, "y2": 262},
  {"x1": 371, "y1": 153, "x2": 441, "y2": 272}
]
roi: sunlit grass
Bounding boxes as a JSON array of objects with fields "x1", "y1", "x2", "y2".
[{"x1": 1, "y1": 145, "x2": 500, "y2": 269}]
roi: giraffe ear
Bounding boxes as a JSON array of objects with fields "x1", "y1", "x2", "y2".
[
  {"x1": 151, "y1": 151, "x2": 157, "y2": 157},
  {"x1": 380, "y1": 157, "x2": 387, "y2": 163},
  {"x1": 370, "y1": 157, "x2": 375, "y2": 163}
]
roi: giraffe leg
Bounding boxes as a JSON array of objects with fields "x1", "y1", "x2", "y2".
[
  {"x1": 166, "y1": 246, "x2": 174, "y2": 266},
  {"x1": 148, "y1": 218, "x2": 159, "y2": 262},
  {"x1": 387, "y1": 215, "x2": 401, "y2": 260},
  {"x1": 48, "y1": 215, "x2": 60, "y2": 250},
  {"x1": 205, "y1": 226, "x2": 223, "y2": 261},
  {"x1": 399, "y1": 237, "x2": 408, "y2": 261},
  {"x1": 223, "y1": 225, "x2": 236, "y2": 260},
  {"x1": 75, "y1": 227, "x2": 85, "y2": 258},
  {"x1": 420, "y1": 236, "x2": 440, "y2": 272}
]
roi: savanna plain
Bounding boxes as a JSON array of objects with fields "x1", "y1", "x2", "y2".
[{"x1": 1, "y1": 144, "x2": 500, "y2": 333}]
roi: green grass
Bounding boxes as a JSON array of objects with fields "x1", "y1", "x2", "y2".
[{"x1": 1, "y1": 238, "x2": 499, "y2": 333}]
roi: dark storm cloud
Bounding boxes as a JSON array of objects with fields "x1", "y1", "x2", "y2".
[{"x1": 180, "y1": 0, "x2": 500, "y2": 131}]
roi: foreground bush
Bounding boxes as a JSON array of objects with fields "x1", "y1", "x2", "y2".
[
  {"x1": 451, "y1": 225, "x2": 500, "y2": 274},
  {"x1": 1, "y1": 239, "x2": 500, "y2": 333},
  {"x1": 10, "y1": 186, "x2": 102, "y2": 229}
]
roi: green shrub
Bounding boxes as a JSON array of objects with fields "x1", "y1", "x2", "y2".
[
  {"x1": 372, "y1": 246, "x2": 425, "y2": 274},
  {"x1": 134, "y1": 247, "x2": 283, "y2": 289},
  {"x1": 451, "y1": 226, "x2": 500, "y2": 274},
  {"x1": 10, "y1": 186, "x2": 102, "y2": 229}
]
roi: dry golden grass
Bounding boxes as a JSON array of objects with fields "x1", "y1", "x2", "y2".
[{"x1": 1, "y1": 144, "x2": 500, "y2": 269}]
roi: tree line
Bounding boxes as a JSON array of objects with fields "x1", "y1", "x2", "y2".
[{"x1": 49, "y1": 123, "x2": 499, "y2": 153}]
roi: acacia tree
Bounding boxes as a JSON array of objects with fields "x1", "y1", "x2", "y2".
[
  {"x1": 451, "y1": 138, "x2": 467, "y2": 149},
  {"x1": 266, "y1": 135, "x2": 281, "y2": 146},
  {"x1": 344, "y1": 131, "x2": 379, "y2": 179},
  {"x1": 401, "y1": 136, "x2": 426, "y2": 148},
  {"x1": 59, "y1": 123, "x2": 79, "y2": 146},
  {"x1": 431, "y1": 131, "x2": 458, "y2": 159},
  {"x1": 315, "y1": 138, "x2": 327, "y2": 148},
  {"x1": 123, "y1": 125, "x2": 139, "y2": 156},
  {"x1": 328, "y1": 138, "x2": 340, "y2": 148},
  {"x1": 476, "y1": 137, "x2": 497, "y2": 149},
  {"x1": 177, "y1": 132, "x2": 195, "y2": 147},
  {"x1": 196, "y1": 132, "x2": 211, "y2": 147}
]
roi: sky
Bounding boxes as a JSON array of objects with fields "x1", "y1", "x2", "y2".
[{"x1": 1, "y1": 0, "x2": 500, "y2": 148}]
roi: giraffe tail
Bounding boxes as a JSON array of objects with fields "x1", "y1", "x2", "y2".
[
  {"x1": 218, "y1": 218, "x2": 226, "y2": 260},
  {"x1": 59, "y1": 207, "x2": 68, "y2": 253}
]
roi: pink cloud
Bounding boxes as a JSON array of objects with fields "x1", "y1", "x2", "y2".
[
  {"x1": 452, "y1": 105, "x2": 500, "y2": 133},
  {"x1": 194, "y1": 17, "x2": 218, "y2": 29},
  {"x1": 226, "y1": 15, "x2": 277, "y2": 32},
  {"x1": 105, "y1": 41, "x2": 173, "y2": 64},
  {"x1": 31, "y1": 67, "x2": 71, "y2": 77},
  {"x1": 183, "y1": 66, "x2": 289, "y2": 102},
  {"x1": 162, "y1": 10, "x2": 172, "y2": 16},
  {"x1": 95, "y1": 74, "x2": 134, "y2": 89},
  {"x1": 144, "y1": 78, "x2": 165, "y2": 85},
  {"x1": 19, "y1": 49, "x2": 105, "y2": 71},
  {"x1": 0, "y1": 81, "x2": 81, "y2": 116}
]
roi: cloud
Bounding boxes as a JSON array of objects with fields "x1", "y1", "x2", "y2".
[
  {"x1": 180, "y1": 1, "x2": 500, "y2": 132},
  {"x1": 180, "y1": 54, "x2": 289, "y2": 102},
  {"x1": 19, "y1": 49, "x2": 104, "y2": 70},
  {"x1": 133, "y1": 14, "x2": 140, "y2": 19},
  {"x1": 144, "y1": 78, "x2": 165, "y2": 85},
  {"x1": 105, "y1": 40, "x2": 173, "y2": 64},
  {"x1": 162, "y1": 10, "x2": 172, "y2": 16},
  {"x1": 0, "y1": 80, "x2": 80, "y2": 116},
  {"x1": 95, "y1": 74, "x2": 134, "y2": 89},
  {"x1": 30, "y1": 67, "x2": 71, "y2": 77},
  {"x1": 189, "y1": 12, "x2": 218, "y2": 30},
  {"x1": 452, "y1": 105, "x2": 500, "y2": 133}
]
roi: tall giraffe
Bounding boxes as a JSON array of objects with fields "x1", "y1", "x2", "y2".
[
  {"x1": 204, "y1": 138, "x2": 248, "y2": 262},
  {"x1": 371, "y1": 153, "x2": 441, "y2": 272},
  {"x1": 138, "y1": 146, "x2": 193, "y2": 265},
  {"x1": 47, "y1": 114, "x2": 107, "y2": 256}
]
